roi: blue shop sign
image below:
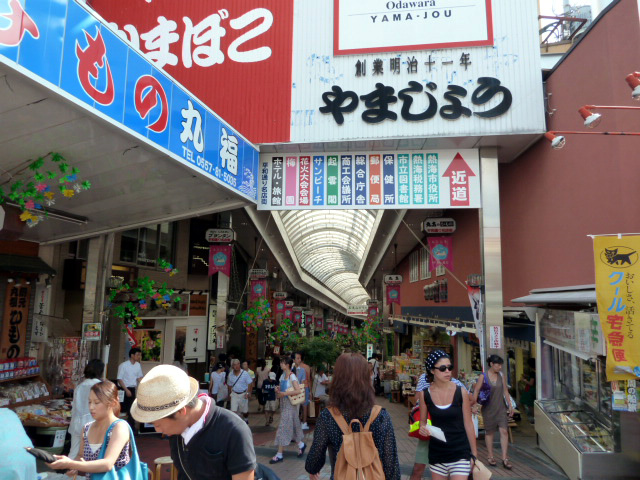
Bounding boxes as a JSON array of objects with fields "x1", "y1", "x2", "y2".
[{"x1": 0, "y1": 0, "x2": 258, "y2": 202}]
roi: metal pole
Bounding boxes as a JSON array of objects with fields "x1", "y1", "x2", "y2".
[{"x1": 479, "y1": 147, "x2": 504, "y2": 367}]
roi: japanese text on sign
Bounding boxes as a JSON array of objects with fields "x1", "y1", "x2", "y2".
[
  {"x1": 1, "y1": 283, "x2": 31, "y2": 359},
  {"x1": 594, "y1": 236, "x2": 640, "y2": 381},
  {"x1": 259, "y1": 150, "x2": 480, "y2": 210}
]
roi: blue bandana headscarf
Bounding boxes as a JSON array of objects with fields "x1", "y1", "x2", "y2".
[{"x1": 425, "y1": 349, "x2": 450, "y2": 371}]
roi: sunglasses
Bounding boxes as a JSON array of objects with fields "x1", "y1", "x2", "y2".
[{"x1": 434, "y1": 364, "x2": 454, "y2": 372}]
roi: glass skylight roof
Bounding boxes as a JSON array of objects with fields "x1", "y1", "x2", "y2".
[{"x1": 278, "y1": 210, "x2": 379, "y2": 306}]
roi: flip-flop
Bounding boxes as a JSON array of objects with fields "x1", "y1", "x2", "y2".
[
  {"x1": 503, "y1": 458, "x2": 513, "y2": 470},
  {"x1": 487, "y1": 457, "x2": 497, "y2": 466}
]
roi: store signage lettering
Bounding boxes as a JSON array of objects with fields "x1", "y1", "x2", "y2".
[
  {"x1": 259, "y1": 150, "x2": 480, "y2": 210},
  {"x1": 594, "y1": 235, "x2": 640, "y2": 381},
  {"x1": 273, "y1": 292, "x2": 287, "y2": 299},
  {"x1": 1, "y1": 283, "x2": 31, "y2": 359},
  {"x1": 384, "y1": 274, "x2": 403, "y2": 284},
  {"x1": 249, "y1": 269, "x2": 269, "y2": 279},
  {"x1": 334, "y1": 0, "x2": 493, "y2": 55},
  {"x1": 347, "y1": 305, "x2": 368, "y2": 315},
  {"x1": 354, "y1": 52, "x2": 472, "y2": 77},
  {"x1": 90, "y1": 0, "x2": 294, "y2": 144},
  {"x1": 489, "y1": 325, "x2": 501, "y2": 350},
  {"x1": 320, "y1": 78, "x2": 512, "y2": 125},
  {"x1": 422, "y1": 218, "x2": 456, "y2": 234},
  {"x1": 0, "y1": 0, "x2": 258, "y2": 202},
  {"x1": 205, "y1": 228, "x2": 235, "y2": 243},
  {"x1": 82, "y1": 323, "x2": 102, "y2": 341}
]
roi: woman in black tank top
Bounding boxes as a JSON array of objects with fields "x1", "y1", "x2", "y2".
[{"x1": 419, "y1": 351, "x2": 478, "y2": 480}]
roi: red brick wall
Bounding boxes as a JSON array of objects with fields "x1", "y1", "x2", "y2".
[{"x1": 500, "y1": 0, "x2": 640, "y2": 305}]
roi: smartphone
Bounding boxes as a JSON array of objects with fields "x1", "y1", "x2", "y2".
[{"x1": 25, "y1": 447, "x2": 57, "y2": 463}]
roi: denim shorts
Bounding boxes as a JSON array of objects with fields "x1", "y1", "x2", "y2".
[{"x1": 304, "y1": 387, "x2": 310, "y2": 406}]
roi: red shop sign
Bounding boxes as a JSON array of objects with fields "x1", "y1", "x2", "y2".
[{"x1": 89, "y1": 0, "x2": 294, "y2": 144}]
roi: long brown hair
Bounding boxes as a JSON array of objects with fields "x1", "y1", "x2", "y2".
[
  {"x1": 328, "y1": 353, "x2": 375, "y2": 418},
  {"x1": 90, "y1": 380, "x2": 121, "y2": 416}
]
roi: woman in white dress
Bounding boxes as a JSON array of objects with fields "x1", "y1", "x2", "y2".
[{"x1": 68, "y1": 359, "x2": 104, "y2": 460}]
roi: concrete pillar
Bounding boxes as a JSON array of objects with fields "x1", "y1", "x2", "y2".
[{"x1": 479, "y1": 147, "x2": 504, "y2": 367}]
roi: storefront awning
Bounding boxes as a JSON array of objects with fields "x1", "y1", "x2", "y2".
[
  {"x1": 0, "y1": 1, "x2": 258, "y2": 244},
  {"x1": 0, "y1": 254, "x2": 55, "y2": 275},
  {"x1": 512, "y1": 285, "x2": 597, "y2": 305}
]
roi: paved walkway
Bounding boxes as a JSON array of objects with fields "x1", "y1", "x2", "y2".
[{"x1": 137, "y1": 397, "x2": 568, "y2": 480}]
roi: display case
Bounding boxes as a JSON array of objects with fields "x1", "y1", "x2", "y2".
[{"x1": 538, "y1": 400, "x2": 614, "y2": 453}]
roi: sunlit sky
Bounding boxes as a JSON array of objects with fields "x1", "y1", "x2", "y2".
[{"x1": 538, "y1": 0, "x2": 609, "y2": 16}]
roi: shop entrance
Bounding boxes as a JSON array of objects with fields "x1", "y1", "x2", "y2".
[{"x1": 163, "y1": 317, "x2": 208, "y2": 374}]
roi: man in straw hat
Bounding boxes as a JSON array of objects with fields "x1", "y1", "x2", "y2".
[{"x1": 131, "y1": 364, "x2": 257, "y2": 480}]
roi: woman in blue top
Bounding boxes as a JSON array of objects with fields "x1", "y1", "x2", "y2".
[{"x1": 419, "y1": 350, "x2": 478, "y2": 480}]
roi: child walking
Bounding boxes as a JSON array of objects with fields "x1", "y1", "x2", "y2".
[{"x1": 262, "y1": 371, "x2": 278, "y2": 425}]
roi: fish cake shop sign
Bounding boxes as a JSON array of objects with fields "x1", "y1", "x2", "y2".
[{"x1": 334, "y1": 0, "x2": 493, "y2": 55}]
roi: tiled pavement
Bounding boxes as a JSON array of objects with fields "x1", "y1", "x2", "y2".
[{"x1": 138, "y1": 398, "x2": 569, "y2": 480}]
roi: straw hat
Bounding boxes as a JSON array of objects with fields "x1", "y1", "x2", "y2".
[{"x1": 130, "y1": 364, "x2": 199, "y2": 423}]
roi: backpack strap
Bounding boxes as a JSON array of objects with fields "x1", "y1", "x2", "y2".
[
  {"x1": 363, "y1": 405, "x2": 382, "y2": 432},
  {"x1": 328, "y1": 407, "x2": 352, "y2": 435}
]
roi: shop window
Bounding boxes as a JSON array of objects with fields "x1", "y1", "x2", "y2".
[
  {"x1": 410, "y1": 251, "x2": 419, "y2": 283},
  {"x1": 420, "y1": 248, "x2": 431, "y2": 280},
  {"x1": 119, "y1": 222, "x2": 176, "y2": 268}
]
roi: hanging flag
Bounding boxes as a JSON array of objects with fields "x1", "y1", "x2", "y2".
[
  {"x1": 209, "y1": 245, "x2": 232, "y2": 276},
  {"x1": 386, "y1": 285, "x2": 401, "y2": 305},
  {"x1": 428, "y1": 236, "x2": 454, "y2": 272},
  {"x1": 275, "y1": 300, "x2": 285, "y2": 314},
  {"x1": 315, "y1": 317, "x2": 324, "y2": 330},
  {"x1": 293, "y1": 311, "x2": 302, "y2": 324},
  {"x1": 593, "y1": 235, "x2": 640, "y2": 381},
  {"x1": 467, "y1": 283, "x2": 485, "y2": 364},
  {"x1": 284, "y1": 306, "x2": 293, "y2": 320},
  {"x1": 250, "y1": 279, "x2": 267, "y2": 302}
]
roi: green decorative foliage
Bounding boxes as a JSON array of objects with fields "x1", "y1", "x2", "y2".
[
  {"x1": 108, "y1": 260, "x2": 179, "y2": 328},
  {"x1": 239, "y1": 297, "x2": 272, "y2": 334}
]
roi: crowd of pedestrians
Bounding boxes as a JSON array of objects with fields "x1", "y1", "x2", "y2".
[{"x1": 48, "y1": 346, "x2": 520, "y2": 480}]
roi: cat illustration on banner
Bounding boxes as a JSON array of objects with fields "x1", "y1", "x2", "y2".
[{"x1": 602, "y1": 247, "x2": 638, "y2": 267}]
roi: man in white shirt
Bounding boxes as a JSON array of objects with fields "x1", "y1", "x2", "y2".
[
  {"x1": 228, "y1": 359, "x2": 253, "y2": 424},
  {"x1": 117, "y1": 347, "x2": 143, "y2": 429},
  {"x1": 313, "y1": 365, "x2": 330, "y2": 406}
]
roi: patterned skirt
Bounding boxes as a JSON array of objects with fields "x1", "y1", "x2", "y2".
[{"x1": 275, "y1": 397, "x2": 303, "y2": 446}]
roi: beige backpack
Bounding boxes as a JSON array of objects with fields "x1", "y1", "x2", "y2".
[{"x1": 328, "y1": 405, "x2": 385, "y2": 480}]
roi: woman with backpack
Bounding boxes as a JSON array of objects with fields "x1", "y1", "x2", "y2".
[
  {"x1": 305, "y1": 352, "x2": 400, "y2": 480},
  {"x1": 473, "y1": 354, "x2": 514, "y2": 469},
  {"x1": 419, "y1": 350, "x2": 478, "y2": 480},
  {"x1": 269, "y1": 356, "x2": 306, "y2": 464}
]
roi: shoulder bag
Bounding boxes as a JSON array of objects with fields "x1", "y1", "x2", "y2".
[
  {"x1": 477, "y1": 373, "x2": 491, "y2": 406},
  {"x1": 92, "y1": 420, "x2": 149, "y2": 480},
  {"x1": 285, "y1": 374, "x2": 305, "y2": 405}
]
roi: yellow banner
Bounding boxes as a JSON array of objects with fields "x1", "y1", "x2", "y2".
[{"x1": 594, "y1": 236, "x2": 640, "y2": 381}]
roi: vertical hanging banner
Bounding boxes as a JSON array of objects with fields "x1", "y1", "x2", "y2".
[
  {"x1": 315, "y1": 317, "x2": 324, "y2": 330},
  {"x1": 386, "y1": 285, "x2": 401, "y2": 305},
  {"x1": 1, "y1": 283, "x2": 31, "y2": 359},
  {"x1": 467, "y1": 284, "x2": 486, "y2": 363},
  {"x1": 428, "y1": 236, "x2": 454, "y2": 272},
  {"x1": 250, "y1": 279, "x2": 267, "y2": 302},
  {"x1": 209, "y1": 245, "x2": 232, "y2": 276},
  {"x1": 593, "y1": 235, "x2": 640, "y2": 381}
]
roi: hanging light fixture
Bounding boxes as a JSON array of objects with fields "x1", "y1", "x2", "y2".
[
  {"x1": 578, "y1": 106, "x2": 602, "y2": 128},
  {"x1": 544, "y1": 132, "x2": 566, "y2": 149},
  {"x1": 545, "y1": 130, "x2": 640, "y2": 149},
  {"x1": 625, "y1": 72, "x2": 640, "y2": 100}
]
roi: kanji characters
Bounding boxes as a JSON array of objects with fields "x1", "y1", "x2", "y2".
[
  {"x1": 180, "y1": 100, "x2": 204, "y2": 153},
  {"x1": 355, "y1": 59, "x2": 366, "y2": 77},
  {"x1": 608, "y1": 331, "x2": 625, "y2": 347},
  {"x1": 407, "y1": 56, "x2": 418, "y2": 74},
  {"x1": 390, "y1": 57, "x2": 400, "y2": 74},
  {"x1": 612, "y1": 349, "x2": 627, "y2": 362},
  {"x1": 319, "y1": 86, "x2": 359, "y2": 125},
  {"x1": 373, "y1": 58, "x2": 384, "y2": 75},
  {"x1": 607, "y1": 315, "x2": 624, "y2": 330},
  {"x1": 220, "y1": 127, "x2": 239, "y2": 175},
  {"x1": 360, "y1": 83, "x2": 398, "y2": 124}
]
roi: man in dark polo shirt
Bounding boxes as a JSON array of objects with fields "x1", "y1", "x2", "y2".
[{"x1": 131, "y1": 365, "x2": 256, "y2": 480}]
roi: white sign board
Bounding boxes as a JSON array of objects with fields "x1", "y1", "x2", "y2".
[
  {"x1": 208, "y1": 309, "x2": 217, "y2": 350},
  {"x1": 384, "y1": 274, "x2": 403, "y2": 284},
  {"x1": 205, "y1": 228, "x2": 235, "y2": 243},
  {"x1": 334, "y1": 0, "x2": 493, "y2": 55},
  {"x1": 258, "y1": 150, "x2": 480, "y2": 210},
  {"x1": 249, "y1": 269, "x2": 269, "y2": 279},
  {"x1": 422, "y1": 218, "x2": 456, "y2": 234},
  {"x1": 489, "y1": 325, "x2": 502, "y2": 350},
  {"x1": 347, "y1": 305, "x2": 368, "y2": 315},
  {"x1": 273, "y1": 292, "x2": 288, "y2": 299}
]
